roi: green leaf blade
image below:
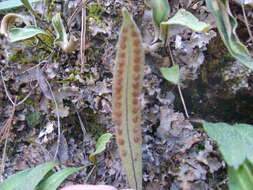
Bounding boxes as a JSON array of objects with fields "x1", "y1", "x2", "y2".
[
  {"x1": 0, "y1": 162, "x2": 58, "y2": 190},
  {"x1": 229, "y1": 161, "x2": 253, "y2": 190},
  {"x1": 9, "y1": 26, "x2": 47, "y2": 42},
  {"x1": 89, "y1": 133, "x2": 113, "y2": 163},
  {"x1": 0, "y1": 0, "x2": 42, "y2": 11},
  {"x1": 16, "y1": 162, "x2": 58, "y2": 190},
  {"x1": 160, "y1": 65, "x2": 180, "y2": 85},
  {"x1": 0, "y1": 169, "x2": 31, "y2": 189},
  {"x1": 52, "y1": 13, "x2": 77, "y2": 52},
  {"x1": 37, "y1": 167, "x2": 85, "y2": 190},
  {"x1": 203, "y1": 122, "x2": 253, "y2": 169},
  {"x1": 20, "y1": 0, "x2": 40, "y2": 18},
  {"x1": 161, "y1": 9, "x2": 211, "y2": 33},
  {"x1": 151, "y1": 0, "x2": 170, "y2": 26},
  {"x1": 205, "y1": 0, "x2": 253, "y2": 70}
]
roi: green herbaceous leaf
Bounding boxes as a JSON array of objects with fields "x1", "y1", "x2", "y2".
[
  {"x1": 52, "y1": 13, "x2": 68, "y2": 45},
  {"x1": 0, "y1": 162, "x2": 58, "y2": 190},
  {"x1": 37, "y1": 167, "x2": 85, "y2": 190},
  {"x1": 9, "y1": 26, "x2": 47, "y2": 42},
  {"x1": 151, "y1": 0, "x2": 170, "y2": 26},
  {"x1": 89, "y1": 133, "x2": 112, "y2": 163},
  {"x1": 16, "y1": 162, "x2": 58, "y2": 190},
  {"x1": 203, "y1": 122, "x2": 253, "y2": 169},
  {"x1": 0, "y1": 169, "x2": 31, "y2": 189},
  {"x1": 205, "y1": 0, "x2": 253, "y2": 70},
  {"x1": 0, "y1": 0, "x2": 42, "y2": 11},
  {"x1": 160, "y1": 65, "x2": 180, "y2": 85},
  {"x1": 160, "y1": 9, "x2": 210, "y2": 42},
  {"x1": 229, "y1": 160, "x2": 253, "y2": 190},
  {"x1": 52, "y1": 13, "x2": 78, "y2": 52},
  {"x1": 21, "y1": 0, "x2": 40, "y2": 18},
  {"x1": 161, "y1": 9, "x2": 210, "y2": 32}
]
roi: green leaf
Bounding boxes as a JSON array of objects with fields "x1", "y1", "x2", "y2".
[
  {"x1": 52, "y1": 13, "x2": 78, "y2": 52},
  {"x1": 203, "y1": 122, "x2": 253, "y2": 169},
  {"x1": 21, "y1": 0, "x2": 40, "y2": 18},
  {"x1": 37, "y1": 167, "x2": 85, "y2": 190},
  {"x1": 151, "y1": 0, "x2": 170, "y2": 26},
  {"x1": 0, "y1": 169, "x2": 31, "y2": 189},
  {"x1": 229, "y1": 160, "x2": 253, "y2": 190},
  {"x1": 112, "y1": 7, "x2": 144, "y2": 190},
  {"x1": 0, "y1": 0, "x2": 42, "y2": 11},
  {"x1": 9, "y1": 26, "x2": 47, "y2": 42},
  {"x1": 160, "y1": 65, "x2": 180, "y2": 85},
  {"x1": 160, "y1": 9, "x2": 210, "y2": 42},
  {"x1": 205, "y1": 0, "x2": 253, "y2": 70},
  {"x1": 89, "y1": 133, "x2": 113, "y2": 163},
  {"x1": 0, "y1": 162, "x2": 58, "y2": 190}
]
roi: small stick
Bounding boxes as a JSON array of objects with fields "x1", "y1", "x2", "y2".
[
  {"x1": 76, "y1": 111, "x2": 87, "y2": 140},
  {"x1": 0, "y1": 139, "x2": 8, "y2": 183},
  {"x1": 241, "y1": 2, "x2": 253, "y2": 44},
  {"x1": 80, "y1": 5, "x2": 86, "y2": 72},
  {"x1": 45, "y1": 79, "x2": 61, "y2": 161},
  {"x1": 1, "y1": 70, "x2": 15, "y2": 106},
  {"x1": 177, "y1": 84, "x2": 189, "y2": 118}
]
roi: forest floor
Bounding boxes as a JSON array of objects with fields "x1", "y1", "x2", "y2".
[{"x1": 0, "y1": 0, "x2": 253, "y2": 189}]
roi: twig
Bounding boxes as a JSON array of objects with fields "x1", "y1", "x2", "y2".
[
  {"x1": 76, "y1": 111, "x2": 87, "y2": 138},
  {"x1": 84, "y1": 164, "x2": 97, "y2": 183},
  {"x1": 1, "y1": 70, "x2": 15, "y2": 106},
  {"x1": 67, "y1": 0, "x2": 84, "y2": 27},
  {"x1": 16, "y1": 88, "x2": 35, "y2": 107},
  {"x1": 177, "y1": 85, "x2": 189, "y2": 118},
  {"x1": 166, "y1": 43, "x2": 189, "y2": 118},
  {"x1": 0, "y1": 99, "x2": 16, "y2": 144},
  {"x1": 0, "y1": 99, "x2": 16, "y2": 181},
  {"x1": 80, "y1": 5, "x2": 86, "y2": 72},
  {"x1": 45, "y1": 79, "x2": 61, "y2": 161},
  {"x1": 241, "y1": 2, "x2": 253, "y2": 44},
  {"x1": 0, "y1": 138, "x2": 8, "y2": 183}
]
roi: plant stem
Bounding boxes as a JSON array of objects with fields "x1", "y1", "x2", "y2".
[
  {"x1": 167, "y1": 43, "x2": 189, "y2": 118},
  {"x1": 177, "y1": 84, "x2": 189, "y2": 118},
  {"x1": 241, "y1": 2, "x2": 253, "y2": 44}
]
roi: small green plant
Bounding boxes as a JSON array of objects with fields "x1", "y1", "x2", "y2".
[
  {"x1": 0, "y1": 132, "x2": 111, "y2": 189},
  {"x1": 89, "y1": 133, "x2": 113, "y2": 163},
  {"x1": 0, "y1": 0, "x2": 77, "y2": 52},
  {"x1": 203, "y1": 122, "x2": 253, "y2": 190},
  {"x1": 151, "y1": 1, "x2": 253, "y2": 189},
  {"x1": 205, "y1": 0, "x2": 253, "y2": 70},
  {"x1": 0, "y1": 162, "x2": 84, "y2": 190}
]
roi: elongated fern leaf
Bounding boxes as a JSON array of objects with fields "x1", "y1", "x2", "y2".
[{"x1": 112, "y1": 8, "x2": 144, "y2": 190}]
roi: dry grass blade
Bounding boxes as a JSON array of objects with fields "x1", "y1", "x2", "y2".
[
  {"x1": 45, "y1": 79, "x2": 61, "y2": 161},
  {"x1": 80, "y1": 6, "x2": 86, "y2": 72},
  {"x1": 0, "y1": 103, "x2": 16, "y2": 145},
  {"x1": 0, "y1": 103, "x2": 16, "y2": 182},
  {"x1": 241, "y1": 2, "x2": 253, "y2": 44}
]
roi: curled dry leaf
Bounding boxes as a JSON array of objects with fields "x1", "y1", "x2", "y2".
[
  {"x1": 0, "y1": 13, "x2": 29, "y2": 37},
  {"x1": 112, "y1": 8, "x2": 144, "y2": 190}
]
